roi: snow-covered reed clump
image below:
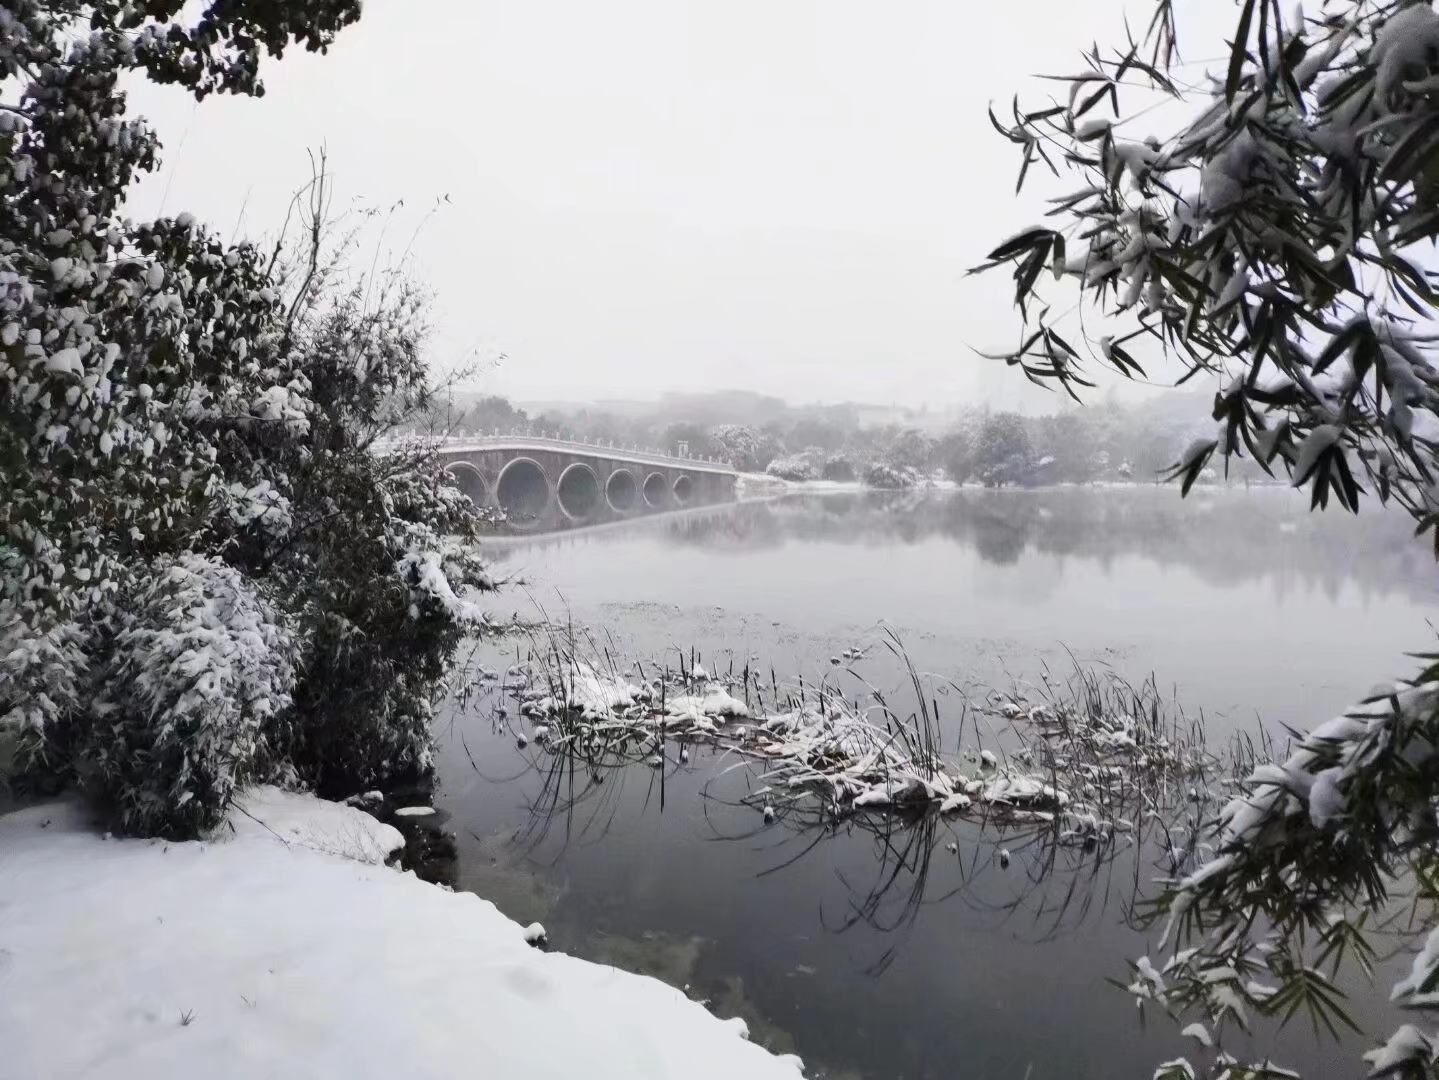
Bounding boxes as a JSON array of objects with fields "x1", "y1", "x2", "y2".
[{"x1": 481, "y1": 628, "x2": 1219, "y2": 850}]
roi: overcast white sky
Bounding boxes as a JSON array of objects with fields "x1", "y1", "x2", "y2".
[{"x1": 126, "y1": 0, "x2": 1231, "y2": 410}]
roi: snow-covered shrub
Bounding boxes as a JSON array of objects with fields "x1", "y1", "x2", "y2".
[
  {"x1": 0, "y1": 607, "x2": 88, "y2": 792},
  {"x1": 226, "y1": 248, "x2": 497, "y2": 797},
  {"x1": 862, "y1": 461, "x2": 913, "y2": 490},
  {"x1": 709, "y1": 424, "x2": 764, "y2": 471},
  {"x1": 1127, "y1": 661, "x2": 1439, "y2": 1080},
  {"x1": 275, "y1": 455, "x2": 494, "y2": 797},
  {"x1": 972, "y1": 414, "x2": 1033, "y2": 487},
  {"x1": 765, "y1": 455, "x2": 818, "y2": 482},
  {"x1": 821, "y1": 456, "x2": 856, "y2": 482},
  {"x1": 0, "y1": 608, "x2": 85, "y2": 737},
  {"x1": 1, "y1": 3, "x2": 498, "y2": 836},
  {"x1": 78, "y1": 555, "x2": 297, "y2": 839}
]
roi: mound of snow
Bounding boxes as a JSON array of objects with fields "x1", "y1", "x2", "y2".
[
  {"x1": 567, "y1": 664, "x2": 642, "y2": 714},
  {"x1": 232, "y1": 785, "x2": 403, "y2": 864},
  {"x1": 665, "y1": 685, "x2": 751, "y2": 721},
  {"x1": 0, "y1": 793, "x2": 805, "y2": 1080}
]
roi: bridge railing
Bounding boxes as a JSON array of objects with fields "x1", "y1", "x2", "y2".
[{"x1": 376, "y1": 431, "x2": 736, "y2": 474}]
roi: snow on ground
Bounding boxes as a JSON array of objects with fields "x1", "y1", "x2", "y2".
[
  {"x1": 0, "y1": 788, "x2": 806, "y2": 1080},
  {"x1": 231, "y1": 785, "x2": 404, "y2": 863}
]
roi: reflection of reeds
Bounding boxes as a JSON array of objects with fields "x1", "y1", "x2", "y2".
[
  {"x1": 704, "y1": 653, "x2": 1249, "y2": 969},
  {"x1": 448, "y1": 621, "x2": 1249, "y2": 949},
  {"x1": 444, "y1": 620, "x2": 1291, "y2": 981}
]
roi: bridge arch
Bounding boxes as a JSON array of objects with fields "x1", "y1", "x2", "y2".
[
  {"x1": 557, "y1": 463, "x2": 601, "y2": 522},
  {"x1": 444, "y1": 461, "x2": 489, "y2": 508},
  {"x1": 642, "y1": 472, "x2": 669, "y2": 509},
  {"x1": 672, "y1": 474, "x2": 694, "y2": 506},
  {"x1": 496, "y1": 457, "x2": 551, "y2": 527},
  {"x1": 605, "y1": 468, "x2": 639, "y2": 514}
]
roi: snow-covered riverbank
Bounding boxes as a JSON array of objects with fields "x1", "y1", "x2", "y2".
[{"x1": 0, "y1": 788, "x2": 805, "y2": 1080}]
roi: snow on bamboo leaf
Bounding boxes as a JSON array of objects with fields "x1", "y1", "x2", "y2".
[
  {"x1": 982, "y1": 4, "x2": 1439, "y2": 1075},
  {"x1": 978, "y1": 0, "x2": 1439, "y2": 531},
  {"x1": 1391, "y1": 926, "x2": 1439, "y2": 1008},
  {"x1": 87, "y1": 554, "x2": 298, "y2": 838},
  {"x1": 1363, "y1": 1025, "x2": 1435, "y2": 1079},
  {"x1": 1291, "y1": 426, "x2": 1343, "y2": 487}
]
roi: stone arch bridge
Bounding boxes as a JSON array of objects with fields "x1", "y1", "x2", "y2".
[{"x1": 434, "y1": 436, "x2": 737, "y2": 530}]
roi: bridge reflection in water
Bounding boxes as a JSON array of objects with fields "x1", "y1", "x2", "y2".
[{"x1": 435, "y1": 436, "x2": 738, "y2": 531}]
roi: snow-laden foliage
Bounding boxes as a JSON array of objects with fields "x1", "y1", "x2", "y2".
[
  {"x1": 0, "y1": 0, "x2": 358, "y2": 623},
  {"x1": 765, "y1": 454, "x2": 820, "y2": 482},
  {"x1": 708, "y1": 424, "x2": 764, "y2": 471},
  {"x1": 861, "y1": 461, "x2": 915, "y2": 490},
  {"x1": 1129, "y1": 653, "x2": 1439, "y2": 1080},
  {"x1": 973, "y1": 412, "x2": 1033, "y2": 487},
  {"x1": 75, "y1": 555, "x2": 296, "y2": 839},
  {"x1": 881, "y1": 428, "x2": 935, "y2": 473},
  {"x1": 981, "y1": 2, "x2": 1439, "y2": 1076},
  {"x1": 0, "y1": 603, "x2": 85, "y2": 746},
  {"x1": 277, "y1": 453, "x2": 493, "y2": 797},
  {"x1": 0, "y1": 2, "x2": 495, "y2": 836},
  {"x1": 821, "y1": 454, "x2": 857, "y2": 482},
  {"x1": 980, "y1": 0, "x2": 1439, "y2": 523}
]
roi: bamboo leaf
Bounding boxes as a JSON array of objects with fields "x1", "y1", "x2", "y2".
[{"x1": 1227, "y1": 0, "x2": 1259, "y2": 103}]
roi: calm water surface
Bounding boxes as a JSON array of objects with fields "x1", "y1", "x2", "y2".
[{"x1": 435, "y1": 488, "x2": 1439, "y2": 1080}]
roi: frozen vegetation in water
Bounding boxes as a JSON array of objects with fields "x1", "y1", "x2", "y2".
[{"x1": 467, "y1": 628, "x2": 1235, "y2": 868}]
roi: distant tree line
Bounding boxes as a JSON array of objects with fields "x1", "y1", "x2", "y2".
[{"x1": 454, "y1": 390, "x2": 1268, "y2": 487}]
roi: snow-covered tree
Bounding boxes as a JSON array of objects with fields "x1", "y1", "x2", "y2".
[
  {"x1": 981, "y1": 2, "x2": 1439, "y2": 1076},
  {"x1": 459, "y1": 395, "x2": 529, "y2": 435},
  {"x1": 884, "y1": 427, "x2": 936, "y2": 473},
  {"x1": 1031, "y1": 411, "x2": 1104, "y2": 483},
  {"x1": 972, "y1": 413, "x2": 1033, "y2": 486},
  {"x1": 764, "y1": 454, "x2": 819, "y2": 482},
  {"x1": 937, "y1": 428, "x2": 975, "y2": 484},
  {"x1": 709, "y1": 424, "x2": 764, "y2": 471},
  {"x1": 0, "y1": 2, "x2": 494, "y2": 835},
  {"x1": 659, "y1": 422, "x2": 712, "y2": 458},
  {"x1": 862, "y1": 460, "x2": 914, "y2": 489},
  {"x1": 821, "y1": 454, "x2": 857, "y2": 482}
]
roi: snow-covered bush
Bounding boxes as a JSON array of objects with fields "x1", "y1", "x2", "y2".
[
  {"x1": 821, "y1": 455, "x2": 857, "y2": 482},
  {"x1": 275, "y1": 455, "x2": 493, "y2": 797},
  {"x1": 0, "y1": 607, "x2": 87, "y2": 789},
  {"x1": 0, "y1": 2, "x2": 497, "y2": 836},
  {"x1": 972, "y1": 414, "x2": 1033, "y2": 487},
  {"x1": 861, "y1": 461, "x2": 913, "y2": 490},
  {"x1": 0, "y1": 611, "x2": 81, "y2": 733},
  {"x1": 709, "y1": 424, "x2": 764, "y2": 471},
  {"x1": 765, "y1": 455, "x2": 818, "y2": 482},
  {"x1": 77, "y1": 555, "x2": 296, "y2": 839},
  {"x1": 981, "y1": 2, "x2": 1439, "y2": 1075}
]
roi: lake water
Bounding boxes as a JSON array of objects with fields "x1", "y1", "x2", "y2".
[{"x1": 435, "y1": 487, "x2": 1439, "y2": 1080}]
